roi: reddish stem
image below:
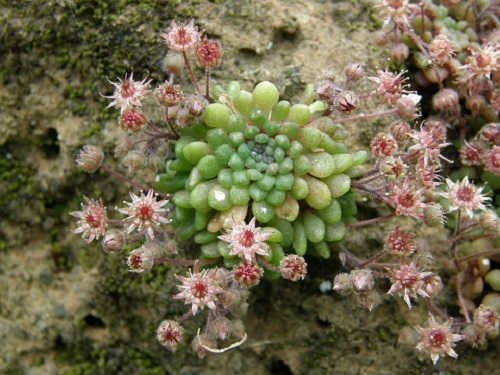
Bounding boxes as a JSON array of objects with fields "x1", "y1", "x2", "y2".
[
  {"x1": 334, "y1": 108, "x2": 399, "y2": 125},
  {"x1": 182, "y1": 50, "x2": 202, "y2": 95},
  {"x1": 348, "y1": 214, "x2": 395, "y2": 228}
]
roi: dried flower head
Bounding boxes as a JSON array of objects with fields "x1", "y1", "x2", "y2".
[
  {"x1": 483, "y1": 146, "x2": 500, "y2": 175},
  {"x1": 279, "y1": 254, "x2": 307, "y2": 281},
  {"x1": 70, "y1": 197, "x2": 108, "y2": 243},
  {"x1": 415, "y1": 315, "x2": 463, "y2": 364},
  {"x1": 370, "y1": 132, "x2": 398, "y2": 158},
  {"x1": 428, "y1": 34, "x2": 456, "y2": 66},
  {"x1": 155, "y1": 83, "x2": 184, "y2": 107},
  {"x1": 467, "y1": 43, "x2": 500, "y2": 78},
  {"x1": 459, "y1": 141, "x2": 482, "y2": 166},
  {"x1": 218, "y1": 217, "x2": 270, "y2": 262},
  {"x1": 334, "y1": 90, "x2": 359, "y2": 114},
  {"x1": 480, "y1": 123, "x2": 500, "y2": 145},
  {"x1": 384, "y1": 226, "x2": 416, "y2": 256},
  {"x1": 160, "y1": 20, "x2": 203, "y2": 52},
  {"x1": 117, "y1": 190, "x2": 169, "y2": 239}
]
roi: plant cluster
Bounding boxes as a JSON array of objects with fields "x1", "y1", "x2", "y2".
[{"x1": 71, "y1": 5, "x2": 500, "y2": 364}]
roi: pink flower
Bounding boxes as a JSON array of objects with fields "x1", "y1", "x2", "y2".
[
  {"x1": 415, "y1": 315, "x2": 463, "y2": 364},
  {"x1": 441, "y1": 177, "x2": 490, "y2": 218},
  {"x1": 407, "y1": 122, "x2": 451, "y2": 166},
  {"x1": 218, "y1": 217, "x2": 270, "y2": 262},
  {"x1": 385, "y1": 176, "x2": 426, "y2": 219},
  {"x1": 116, "y1": 190, "x2": 169, "y2": 239},
  {"x1": 369, "y1": 70, "x2": 408, "y2": 105},
  {"x1": 387, "y1": 262, "x2": 432, "y2": 308},
  {"x1": 375, "y1": 0, "x2": 414, "y2": 28},
  {"x1": 160, "y1": 20, "x2": 202, "y2": 52},
  {"x1": 70, "y1": 197, "x2": 108, "y2": 243},
  {"x1": 174, "y1": 269, "x2": 223, "y2": 315},
  {"x1": 104, "y1": 73, "x2": 151, "y2": 112}
]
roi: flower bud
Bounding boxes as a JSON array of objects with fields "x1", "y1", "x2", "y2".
[
  {"x1": 76, "y1": 145, "x2": 104, "y2": 173},
  {"x1": 396, "y1": 94, "x2": 421, "y2": 120},
  {"x1": 219, "y1": 289, "x2": 242, "y2": 310},
  {"x1": 185, "y1": 95, "x2": 208, "y2": 117},
  {"x1": 233, "y1": 261, "x2": 263, "y2": 288},
  {"x1": 388, "y1": 42, "x2": 409, "y2": 63},
  {"x1": 423, "y1": 204, "x2": 445, "y2": 227},
  {"x1": 102, "y1": 229, "x2": 125, "y2": 254},
  {"x1": 373, "y1": 30, "x2": 387, "y2": 46},
  {"x1": 333, "y1": 273, "x2": 351, "y2": 293},
  {"x1": 465, "y1": 93, "x2": 486, "y2": 115},
  {"x1": 357, "y1": 290, "x2": 381, "y2": 311},
  {"x1": 127, "y1": 246, "x2": 154, "y2": 272},
  {"x1": 350, "y1": 269, "x2": 375, "y2": 291},
  {"x1": 162, "y1": 52, "x2": 183, "y2": 75},
  {"x1": 192, "y1": 334, "x2": 217, "y2": 359},
  {"x1": 432, "y1": 88, "x2": 459, "y2": 114},
  {"x1": 422, "y1": 274, "x2": 443, "y2": 297},
  {"x1": 195, "y1": 37, "x2": 223, "y2": 68},
  {"x1": 480, "y1": 210, "x2": 499, "y2": 233},
  {"x1": 119, "y1": 107, "x2": 147, "y2": 132},
  {"x1": 335, "y1": 91, "x2": 359, "y2": 114},
  {"x1": 209, "y1": 317, "x2": 232, "y2": 340},
  {"x1": 344, "y1": 63, "x2": 365, "y2": 82},
  {"x1": 473, "y1": 304, "x2": 500, "y2": 335},
  {"x1": 231, "y1": 319, "x2": 246, "y2": 339},
  {"x1": 124, "y1": 150, "x2": 147, "y2": 172},
  {"x1": 157, "y1": 320, "x2": 184, "y2": 348}
]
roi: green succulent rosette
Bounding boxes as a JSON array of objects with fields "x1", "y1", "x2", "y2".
[{"x1": 155, "y1": 81, "x2": 367, "y2": 272}]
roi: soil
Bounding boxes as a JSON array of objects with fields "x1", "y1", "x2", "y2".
[{"x1": 1, "y1": 0, "x2": 499, "y2": 374}]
